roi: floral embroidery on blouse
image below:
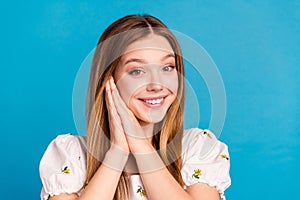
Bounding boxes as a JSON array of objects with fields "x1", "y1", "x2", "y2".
[
  {"x1": 136, "y1": 185, "x2": 147, "y2": 197},
  {"x1": 220, "y1": 154, "x2": 230, "y2": 160},
  {"x1": 192, "y1": 169, "x2": 202, "y2": 179},
  {"x1": 61, "y1": 166, "x2": 71, "y2": 174},
  {"x1": 203, "y1": 131, "x2": 212, "y2": 139},
  {"x1": 41, "y1": 195, "x2": 50, "y2": 200}
]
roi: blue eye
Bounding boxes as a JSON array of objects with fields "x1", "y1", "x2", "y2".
[
  {"x1": 128, "y1": 69, "x2": 144, "y2": 76},
  {"x1": 162, "y1": 65, "x2": 175, "y2": 72}
]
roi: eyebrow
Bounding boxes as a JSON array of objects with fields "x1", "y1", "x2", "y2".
[{"x1": 123, "y1": 53, "x2": 175, "y2": 66}]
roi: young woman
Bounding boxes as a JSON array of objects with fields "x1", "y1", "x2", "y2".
[{"x1": 39, "y1": 15, "x2": 231, "y2": 200}]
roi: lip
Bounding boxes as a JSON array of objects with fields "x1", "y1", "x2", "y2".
[
  {"x1": 138, "y1": 95, "x2": 167, "y2": 108},
  {"x1": 138, "y1": 95, "x2": 167, "y2": 100}
]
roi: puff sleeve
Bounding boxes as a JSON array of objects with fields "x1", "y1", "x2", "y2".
[
  {"x1": 39, "y1": 134, "x2": 87, "y2": 200},
  {"x1": 181, "y1": 128, "x2": 231, "y2": 200}
]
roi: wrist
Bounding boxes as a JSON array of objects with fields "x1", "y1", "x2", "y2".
[
  {"x1": 129, "y1": 140, "x2": 155, "y2": 154},
  {"x1": 111, "y1": 141, "x2": 130, "y2": 154},
  {"x1": 133, "y1": 150, "x2": 166, "y2": 173},
  {"x1": 102, "y1": 144, "x2": 129, "y2": 171}
]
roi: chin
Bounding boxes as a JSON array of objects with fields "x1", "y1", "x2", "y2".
[{"x1": 135, "y1": 110, "x2": 166, "y2": 125}]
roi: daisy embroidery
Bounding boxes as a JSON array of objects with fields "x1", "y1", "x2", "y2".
[
  {"x1": 192, "y1": 169, "x2": 202, "y2": 179},
  {"x1": 220, "y1": 154, "x2": 230, "y2": 160},
  {"x1": 136, "y1": 185, "x2": 147, "y2": 197},
  {"x1": 203, "y1": 131, "x2": 212, "y2": 139},
  {"x1": 61, "y1": 166, "x2": 71, "y2": 174}
]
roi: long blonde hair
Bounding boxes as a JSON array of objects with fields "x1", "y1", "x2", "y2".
[{"x1": 85, "y1": 15, "x2": 185, "y2": 199}]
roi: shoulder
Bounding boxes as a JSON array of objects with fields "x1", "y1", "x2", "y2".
[
  {"x1": 47, "y1": 133, "x2": 86, "y2": 147},
  {"x1": 39, "y1": 133, "x2": 87, "y2": 174},
  {"x1": 182, "y1": 128, "x2": 228, "y2": 159},
  {"x1": 181, "y1": 128, "x2": 231, "y2": 199},
  {"x1": 52, "y1": 134, "x2": 86, "y2": 150},
  {"x1": 39, "y1": 134, "x2": 87, "y2": 198},
  {"x1": 40, "y1": 134, "x2": 86, "y2": 163}
]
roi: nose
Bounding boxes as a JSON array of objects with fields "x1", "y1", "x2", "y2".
[
  {"x1": 146, "y1": 73, "x2": 163, "y2": 92},
  {"x1": 146, "y1": 82, "x2": 163, "y2": 92}
]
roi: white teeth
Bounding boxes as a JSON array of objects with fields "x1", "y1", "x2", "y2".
[{"x1": 144, "y1": 98, "x2": 163, "y2": 105}]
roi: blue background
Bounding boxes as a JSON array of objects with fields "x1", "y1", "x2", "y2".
[{"x1": 1, "y1": 0, "x2": 299, "y2": 199}]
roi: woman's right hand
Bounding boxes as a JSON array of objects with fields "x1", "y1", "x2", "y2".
[{"x1": 105, "y1": 78, "x2": 130, "y2": 153}]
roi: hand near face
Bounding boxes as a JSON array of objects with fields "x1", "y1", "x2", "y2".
[
  {"x1": 106, "y1": 77, "x2": 153, "y2": 154},
  {"x1": 105, "y1": 78, "x2": 130, "y2": 153}
]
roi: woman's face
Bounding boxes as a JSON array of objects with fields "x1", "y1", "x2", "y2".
[{"x1": 114, "y1": 34, "x2": 179, "y2": 125}]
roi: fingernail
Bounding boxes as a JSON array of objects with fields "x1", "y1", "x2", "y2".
[
  {"x1": 110, "y1": 77, "x2": 114, "y2": 84},
  {"x1": 105, "y1": 81, "x2": 109, "y2": 91}
]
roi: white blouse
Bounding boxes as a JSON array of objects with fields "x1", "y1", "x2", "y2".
[{"x1": 39, "y1": 128, "x2": 231, "y2": 200}]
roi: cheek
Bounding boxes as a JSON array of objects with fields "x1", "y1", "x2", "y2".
[
  {"x1": 115, "y1": 76, "x2": 146, "y2": 105},
  {"x1": 162, "y1": 73, "x2": 179, "y2": 95}
]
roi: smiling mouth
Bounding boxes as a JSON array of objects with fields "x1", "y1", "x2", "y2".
[{"x1": 138, "y1": 96, "x2": 166, "y2": 107}]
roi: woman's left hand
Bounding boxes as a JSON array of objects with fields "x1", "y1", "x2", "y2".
[{"x1": 108, "y1": 77, "x2": 154, "y2": 154}]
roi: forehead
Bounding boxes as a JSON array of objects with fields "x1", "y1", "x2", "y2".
[{"x1": 123, "y1": 34, "x2": 174, "y2": 56}]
